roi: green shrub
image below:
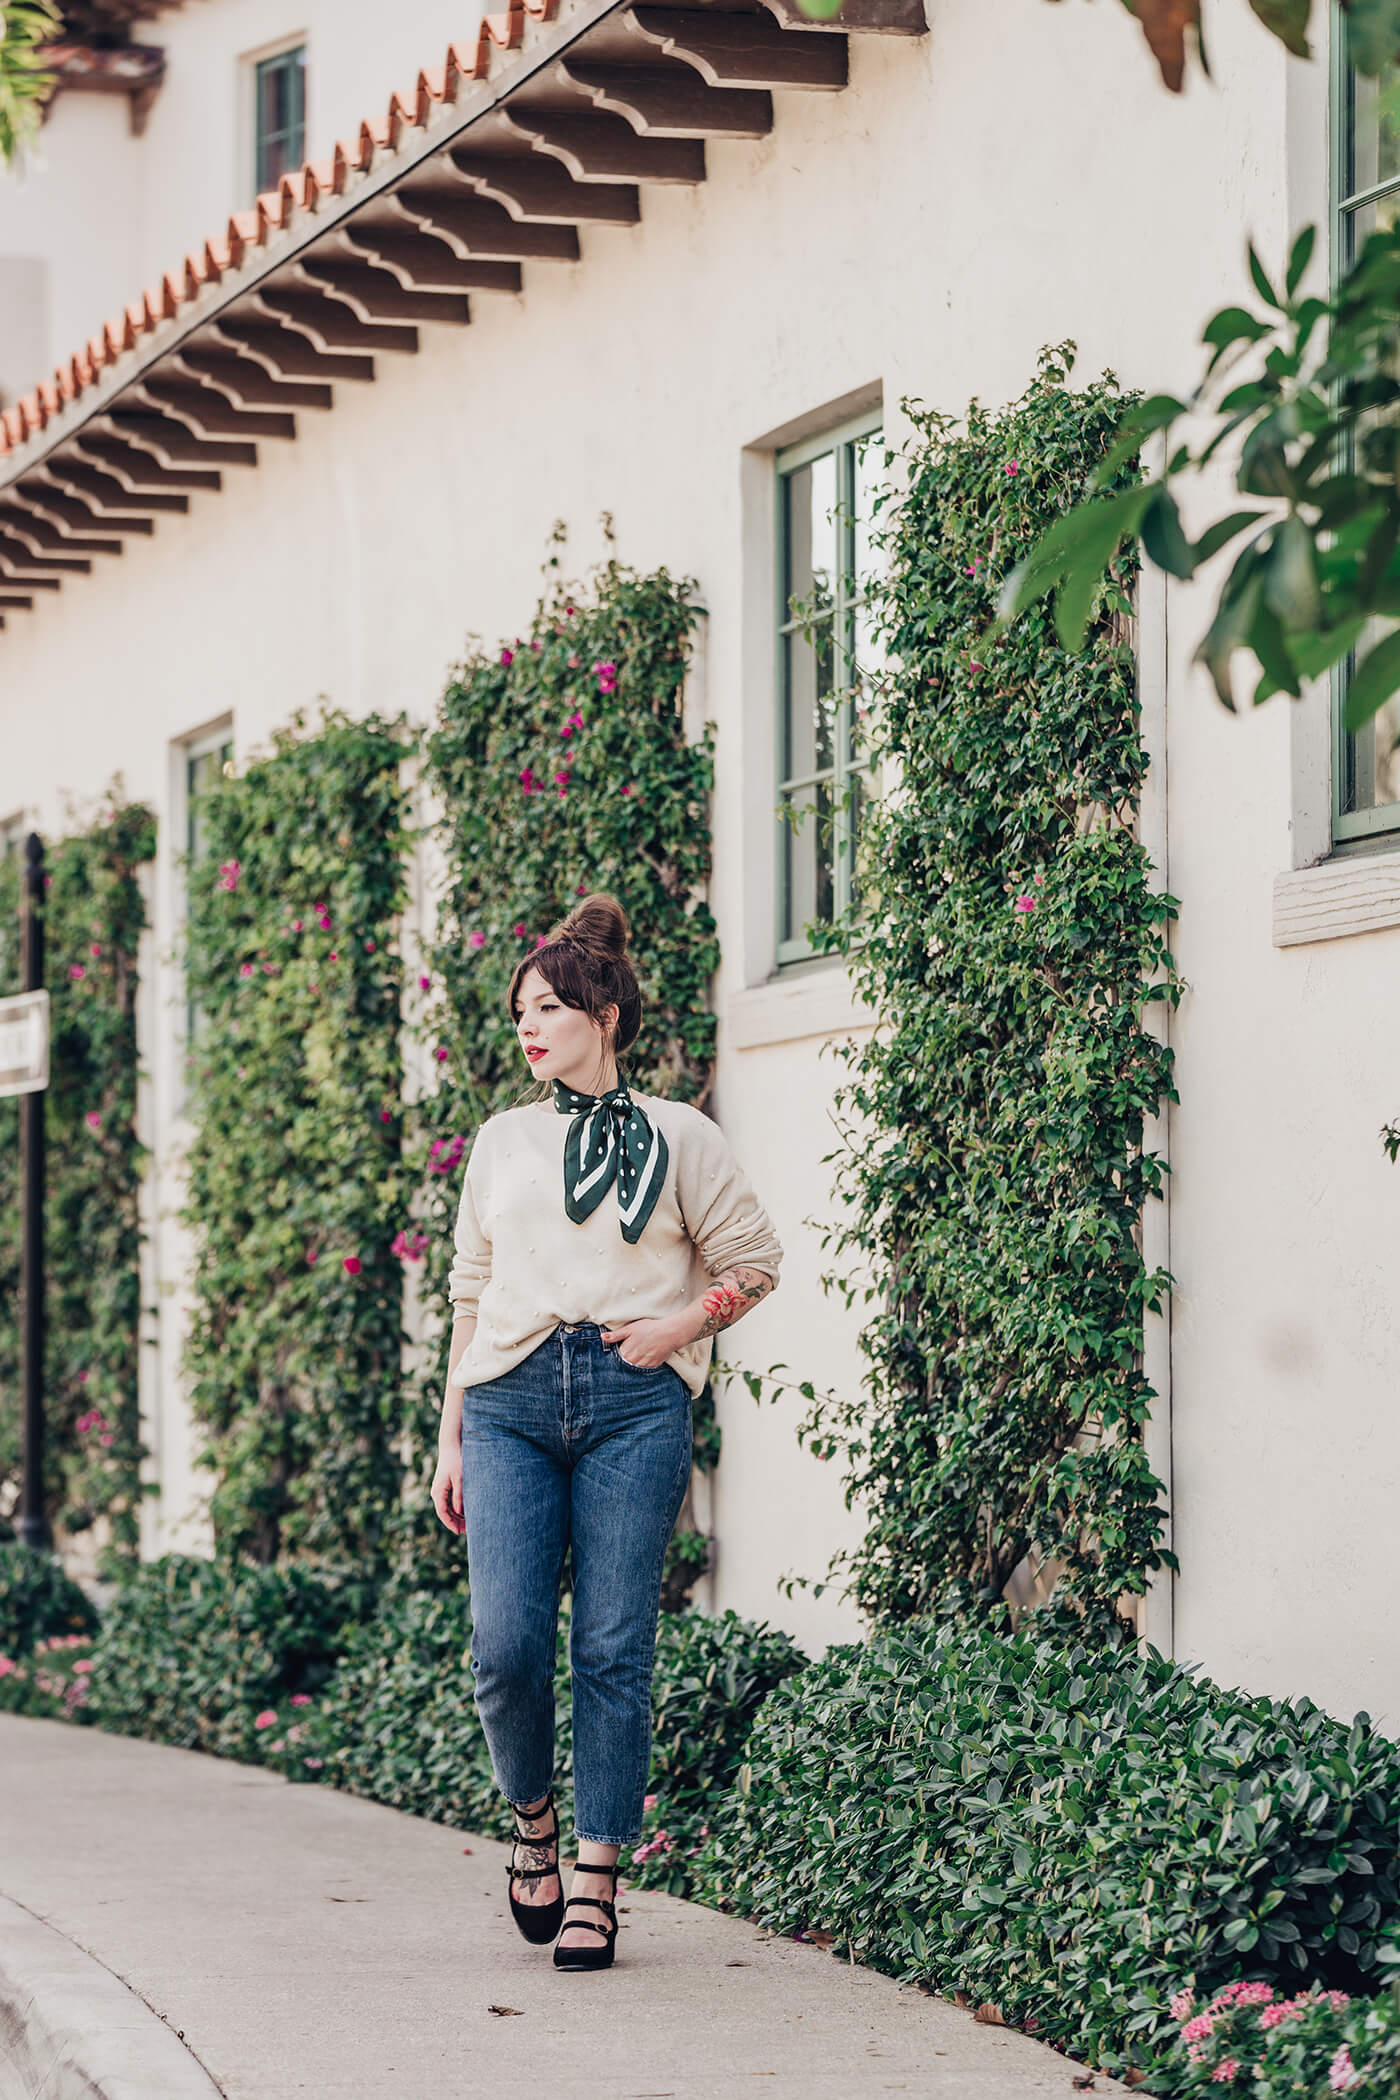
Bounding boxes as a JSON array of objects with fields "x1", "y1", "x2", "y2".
[
  {"x1": 1154, "y1": 1974, "x2": 1400, "y2": 2097},
  {"x1": 691, "y1": 1618, "x2": 1400, "y2": 2085},
  {"x1": 0, "y1": 1544, "x2": 98, "y2": 1654},
  {"x1": 89, "y1": 1554, "x2": 376, "y2": 1759},
  {"x1": 0, "y1": 1634, "x2": 97, "y2": 1722},
  {"x1": 256, "y1": 1593, "x2": 806, "y2": 1863}
]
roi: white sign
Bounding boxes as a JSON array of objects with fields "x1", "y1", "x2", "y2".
[{"x1": 0, "y1": 989, "x2": 50, "y2": 1098}]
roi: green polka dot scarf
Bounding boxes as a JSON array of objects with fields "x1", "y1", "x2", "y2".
[{"x1": 552, "y1": 1077, "x2": 669, "y2": 1244}]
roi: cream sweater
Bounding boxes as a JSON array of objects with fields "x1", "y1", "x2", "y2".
[{"x1": 446, "y1": 1091, "x2": 783, "y2": 1398}]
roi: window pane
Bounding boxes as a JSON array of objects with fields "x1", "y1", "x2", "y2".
[
  {"x1": 780, "y1": 778, "x2": 835, "y2": 944},
  {"x1": 784, "y1": 453, "x2": 837, "y2": 621},
  {"x1": 255, "y1": 50, "x2": 306, "y2": 194},
  {"x1": 851, "y1": 428, "x2": 883, "y2": 594},
  {"x1": 1341, "y1": 622, "x2": 1400, "y2": 817},
  {"x1": 1345, "y1": 61, "x2": 1400, "y2": 201},
  {"x1": 782, "y1": 620, "x2": 836, "y2": 779},
  {"x1": 1340, "y1": 188, "x2": 1400, "y2": 270}
]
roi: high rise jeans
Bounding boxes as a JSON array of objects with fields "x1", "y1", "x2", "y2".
[{"x1": 458, "y1": 1319, "x2": 693, "y2": 1845}]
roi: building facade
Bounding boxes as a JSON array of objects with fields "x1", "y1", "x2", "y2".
[{"x1": 2, "y1": 0, "x2": 1397, "y2": 1719}]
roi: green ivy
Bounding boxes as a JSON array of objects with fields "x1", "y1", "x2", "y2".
[
  {"x1": 181, "y1": 712, "x2": 414, "y2": 1574},
  {"x1": 399, "y1": 561, "x2": 720, "y2": 1588},
  {"x1": 793, "y1": 347, "x2": 1180, "y2": 1632},
  {"x1": 0, "y1": 799, "x2": 155, "y2": 1568}
]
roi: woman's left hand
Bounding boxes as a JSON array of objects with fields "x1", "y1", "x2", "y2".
[{"x1": 600, "y1": 1316, "x2": 684, "y2": 1368}]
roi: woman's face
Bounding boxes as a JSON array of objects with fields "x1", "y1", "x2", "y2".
[{"x1": 513, "y1": 967, "x2": 618, "y2": 1090}]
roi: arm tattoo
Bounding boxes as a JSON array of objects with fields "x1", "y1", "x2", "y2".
[{"x1": 697, "y1": 1264, "x2": 775, "y2": 1338}]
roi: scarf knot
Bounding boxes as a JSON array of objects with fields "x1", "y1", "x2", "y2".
[{"x1": 553, "y1": 1078, "x2": 668, "y2": 1244}]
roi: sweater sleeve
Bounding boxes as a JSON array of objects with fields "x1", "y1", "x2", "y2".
[
  {"x1": 447, "y1": 1129, "x2": 493, "y2": 1319},
  {"x1": 675, "y1": 1109, "x2": 784, "y2": 1283}
]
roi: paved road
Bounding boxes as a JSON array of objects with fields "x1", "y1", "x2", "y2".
[{"x1": 0, "y1": 1715, "x2": 1132, "y2": 2100}]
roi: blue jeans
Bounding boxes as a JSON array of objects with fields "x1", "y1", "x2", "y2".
[{"x1": 458, "y1": 1320, "x2": 693, "y2": 1845}]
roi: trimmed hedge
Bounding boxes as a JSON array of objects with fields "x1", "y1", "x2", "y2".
[
  {"x1": 690, "y1": 1618, "x2": 1400, "y2": 2087},
  {"x1": 0, "y1": 1544, "x2": 98, "y2": 1655},
  {"x1": 86, "y1": 1554, "x2": 378, "y2": 1760}
]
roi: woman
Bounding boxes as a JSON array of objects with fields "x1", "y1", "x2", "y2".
[{"x1": 430, "y1": 893, "x2": 782, "y2": 1971}]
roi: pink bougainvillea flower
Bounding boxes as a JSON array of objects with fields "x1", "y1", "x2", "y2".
[
  {"x1": 380, "y1": 1109, "x2": 392, "y2": 1124},
  {"x1": 577, "y1": 884, "x2": 587, "y2": 895},
  {"x1": 1330, "y1": 2046, "x2": 1362, "y2": 2092},
  {"x1": 391, "y1": 1228, "x2": 430, "y2": 1263},
  {"x1": 554, "y1": 770, "x2": 570, "y2": 787},
  {"x1": 89, "y1": 942, "x2": 102, "y2": 957},
  {"x1": 500, "y1": 648, "x2": 514, "y2": 667},
  {"x1": 100, "y1": 1432, "x2": 114, "y2": 1446},
  {"x1": 72, "y1": 1658, "x2": 94, "y2": 1674},
  {"x1": 520, "y1": 767, "x2": 538, "y2": 794},
  {"x1": 593, "y1": 660, "x2": 618, "y2": 692},
  {"x1": 1211, "y1": 2061, "x2": 1239, "y2": 2084},
  {"x1": 292, "y1": 919, "x2": 303, "y2": 931},
  {"x1": 560, "y1": 723, "x2": 573, "y2": 740},
  {"x1": 969, "y1": 660, "x2": 984, "y2": 673},
  {"x1": 1180, "y1": 2014, "x2": 1215, "y2": 2043},
  {"x1": 565, "y1": 604, "x2": 576, "y2": 617},
  {"x1": 365, "y1": 938, "x2": 376, "y2": 952},
  {"x1": 290, "y1": 1692, "x2": 311, "y2": 1707},
  {"x1": 240, "y1": 962, "x2": 254, "y2": 977},
  {"x1": 1005, "y1": 460, "x2": 1020, "y2": 475},
  {"x1": 0, "y1": 1658, "x2": 16, "y2": 1678},
  {"x1": 343, "y1": 1255, "x2": 362, "y2": 1276},
  {"x1": 417, "y1": 974, "x2": 431, "y2": 991},
  {"x1": 512, "y1": 923, "x2": 527, "y2": 938},
  {"x1": 78, "y1": 1370, "x2": 89, "y2": 1385},
  {"x1": 263, "y1": 962, "x2": 276, "y2": 975},
  {"x1": 305, "y1": 1248, "x2": 318, "y2": 1265},
  {"x1": 328, "y1": 951, "x2": 338, "y2": 963},
  {"x1": 217, "y1": 860, "x2": 240, "y2": 891},
  {"x1": 643, "y1": 1793, "x2": 657, "y2": 1809},
  {"x1": 530, "y1": 639, "x2": 542, "y2": 653},
  {"x1": 535, "y1": 933, "x2": 548, "y2": 948},
  {"x1": 1013, "y1": 895, "x2": 1037, "y2": 914},
  {"x1": 69, "y1": 964, "x2": 85, "y2": 981},
  {"x1": 435, "y1": 1046, "x2": 449, "y2": 1062},
  {"x1": 620, "y1": 784, "x2": 634, "y2": 797},
  {"x1": 85, "y1": 1111, "x2": 101, "y2": 1131},
  {"x1": 304, "y1": 1756, "x2": 324, "y2": 1770},
  {"x1": 469, "y1": 930, "x2": 486, "y2": 948},
  {"x1": 567, "y1": 654, "x2": 579, "y2": 669}
]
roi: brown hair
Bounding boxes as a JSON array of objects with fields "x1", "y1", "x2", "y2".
[{"x1": 506, "y1": 892, "x2": 642, "y2": 1060}]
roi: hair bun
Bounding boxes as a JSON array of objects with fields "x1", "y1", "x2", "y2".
[{"x1": 560, "y1": 892, "x2": 630, "y2": 958}]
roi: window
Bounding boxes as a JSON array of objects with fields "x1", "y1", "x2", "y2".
[
  {"x1": 1331, "y1": 22, "x2": 1400, "y2": 842},
  {"x1": 253, "y1": 44, "x2": 305, "y2": 196},
  {"x1": 775, "y1": 411, "x2": 882, "y2": 961},
  {"x1": 184, "y1": 732, "x2": 233, "y2": 1054}
]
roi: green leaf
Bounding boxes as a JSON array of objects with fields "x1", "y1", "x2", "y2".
[
  {"x1": 1196, "y1": 558, "x2": 1265, "y2": 707},
  {"x1": 1344, "y1": 624, "x2": 1400, "y2": 729},
  {"x1": 1265, "y1": 513, "x2": 1322, "y2": 631},
  {"x1": 1141, "y1": 488, "x2": 1197, "y2": 579},
  {"x1": 1248, "y1": 0, "x2": 1313, "y2": 58},
  {"x1": 1248, "y1": 242, "x2": 1283, "y2": 312},
  {"x1": 1284, "y1": 221, "x2": 1318, "y2": 295},
  {"x1": 1202, "y1": 305, "x2": 1272, "y2": 360},
  {"x1": 1341, "y1": 0, "x2": 1400, "y2": 77},
  {"x1": 1091, "y1": 395, "x2": 1188, "y2": 486},
  {"x1": 1192, "y1": 511, "x2": 1269, "y2": 565},
  {"x1": 997, "y1": 483, "x2": 1155, "y2": 644},
  {"x1": 1248, "y1": 596, "x2": 1302, "y2": 697}
]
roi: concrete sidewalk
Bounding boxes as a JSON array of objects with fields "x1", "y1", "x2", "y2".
[{"x1": 0, "y1": 1715, "x2": 1132, "y2": 2100}]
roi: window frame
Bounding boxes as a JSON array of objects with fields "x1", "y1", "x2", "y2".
[
  {"x1": 774, "y1": 405, "x2": 883, "y2": 967},
  {"x1": 252, "y1": 41, "x2": 306, "y2": 199},
  {"x1": 1329, "y1": 9, "x2": 1400, "y2": 847}
]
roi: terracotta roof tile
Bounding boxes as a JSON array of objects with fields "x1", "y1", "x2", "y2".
[{"x1": 1, "y1": 4, "x2": 561, "y2": 457}]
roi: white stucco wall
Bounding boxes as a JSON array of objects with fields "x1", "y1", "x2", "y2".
[{"x1": 3, "y1": 0, "x2": 1397, "y2": 1713}]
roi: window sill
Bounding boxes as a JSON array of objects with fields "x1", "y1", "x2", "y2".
[
  {"x1": 1273, "y1": 851, "x2": 1400, "y2": 947},
  {"x1": 726, "y1": 963, "x2": 877, "y2": 1050}
]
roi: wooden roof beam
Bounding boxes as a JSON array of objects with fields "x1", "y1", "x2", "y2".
[
  {"x1": 627, "y1": 6, "x2": 846, "y2": 88},
  {"x1": 251, "y1": 284, "x2": 421, "y2": 358},
  {"x1": 332, "y1": 217, "x2": 523, "y2": 294},
  {"x1": 68, "y1": 431, "x2": 219, "y2": 493},
  {"x1": 497, "y1": 105, "x2": 705, "y2": 184},
  {"x1": 13, "y1": 482, "x2": 153, "y2": 538},
  {"x1": 36, "y1": 457, "x2": 187, "y2": 516},
  {"x1": 102, "y1": 409, "x2": 256, "y2": 471},
  {"x1": 0, "y1": 503, "x2": 120, "y2": 558},
  {"x1": 134, "y1": 375, "x2": 297, "y2": 443},
  {"x1": 0, "y1": 594, "x2": 34, "y2": 611},
  {"x1": 0, "y1": 531, "x2": 90, "y2": 575},
  {"x1": 292, "y1": 256, "x2": 473, "y2": 327},
  {"x1": 172, "y1": 345, "x2": 334, "y2": 413},
  {"x1": 392, "y1": 185, "x2": 581, "y2": 261},
  {"x1": 559, "y1": 56, "x2": 772, "y2": 136},
  {"x1": 206, "y1": 315, "x2": 376, "y2": 387},
  {"x1": 445, "y1": 141, "x2": 641, "y2": 224}
]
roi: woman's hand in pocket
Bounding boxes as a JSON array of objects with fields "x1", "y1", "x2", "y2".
[
  {"x1": 600, "y1": 1315, "x2": 683, "y2": 1369},
  {"x1": 431, "y1": 1442, "x2": 465, "y2": 1535}
]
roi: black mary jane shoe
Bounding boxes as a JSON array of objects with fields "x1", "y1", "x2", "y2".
[
  {"x1": 553, "y1": 1859, "x2": 620, "y2": 1971},
  {"x1": 506, "y1": 1791, "x2": 565, "y2": 1946}
]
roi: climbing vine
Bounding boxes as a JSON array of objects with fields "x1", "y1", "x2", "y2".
[
  {"x1": 796, "y1": 347, "x2": 1180, "y2": 1636},
  {"x1": 400, "y1": 560, "x2": 719, "y2": 1582},
  {"x1": 0, "y1": 796, "x2": 155, "y2": 1570},
  {"x1": 181, "y1": 712, "x2": 413, "y2": 1575}
]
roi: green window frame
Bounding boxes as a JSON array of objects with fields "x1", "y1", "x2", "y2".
[
  {"x1": 1330, "y1": 10, "x2": 1400, "y2": 844},
  {"x1": 775, "y1": 408, "x2": 883, "y2": 965},
  {"x1": 185, "y1": 735, "x2": 233, "y2": 1052},
  {"x1": 254, "y1": 45, "x2": 306, "y2": 197}
]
